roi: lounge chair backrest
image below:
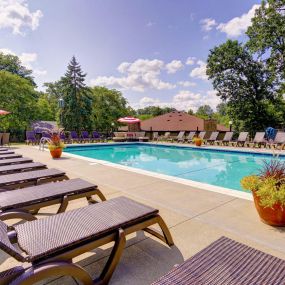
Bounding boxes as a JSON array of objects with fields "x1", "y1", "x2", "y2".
[
  {"x1": 223, "y1": 132, "x2": 233, "y2": 141},
  {"x1": 274, "y1": 132, "x2": 285, "y2": 144},
  {"x1": 42, "y1": 132, "x2": 51, "y2": 139},
  {"x1": 81, "y1": 131, "x2": 89, "y2": 138},
  {"x1": 70, "y1": 131, "x2": 78, "y2": 139},
  {"x1": 187, "y1": 132, "x2": 196, "y2": 140},
  {"x1": 0, "y1": 221, "x2": 25, "y2": 262},
  {"x1": 164, "y1": 132, "x2": 170, "y2": 138},
  {"x1": 177, "y1": 131, "x2": 185, "y2": 139},
  {"x1": 237, "y1": 132, "x2": 248, "y2": 142},
  {"x1": 114, "y1": 132, "x2": 126, "y2": 137},
  {"x1": 59, "y1": 132, "x2": 65, "y2": 140},
  {"x1": 198, "y1": 131, "x2": 206, "y2": 139},
  {"x1": 26, "y1": 131, "x2": 35, "y2": 140},
  {"x1": 153, "y1": 132, "x2": 158, "y2": 139},
  {"x1": 253, "y1": 132, "x2": 265, "y2": 143},
  {"x1": 2, "y1": 133, "x2": 10, "y2": 146},
  {"x1": 92, "y1": 131, "x2": 100, "y2": 138},
  {"x1": 209, "y1": 132, "x2": 219, "y2": 140}
]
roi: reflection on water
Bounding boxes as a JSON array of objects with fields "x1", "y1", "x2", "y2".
[{"x1": 65, "y1": 145, "x2": 281, "y2": 191}]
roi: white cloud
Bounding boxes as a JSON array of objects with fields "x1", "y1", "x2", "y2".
[
  {"x1": 139, "y1": 97, "x2": 160, "y2": 107},
  {"x1": 165, "y1": 60, "x2": 183, "y2": 74},
  {"x1": 217, "y1": 4, "x2": 260, "y2": 37},
  {"x1": 146, "y1": 21, "x2": 155, "y2": 27},
  {"x1": 0, "y1": 48, "x2": 46, "y2": 76},
  {"x1": 185, "y1": 57, "x2": 196, "y2": 65},
  {"x1": 190, "y1": 60, "x2": 208, "y2": 81},
  {"x1": 91, "y1": 59, "x2": 176, "y2": 92},
  {"x1": 0, "y1": 0, "x2": 43, "y2": 35},
  {"x1": 200, "y1": 18, "x2": 217, "y2": 31},
  {"x1": 178, "y1": 81, "x2": 196, "y2": 87},
  {"x1": 173, "y1": 90, "x2": 201, "y2": 102}
]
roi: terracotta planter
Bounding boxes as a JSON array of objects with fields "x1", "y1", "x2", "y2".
[
  {"x1": 253, "y1": 191, "x2": 285, "y2": 226},
  {"x1": 195, "y1": 139, "x2": 202, "y2": 146},
  {"x1": 50, "y1": 148, "x2": 63, "y2": 159}
]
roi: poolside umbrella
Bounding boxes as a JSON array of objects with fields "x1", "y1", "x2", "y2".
[
  {"x1": 117, "y1": 116, "x2": 141, "y2": 124},
  {"x1": 117, "y1": 116, "x2": 141, "y2": 132},
  {"x1": 0, "y1": 110, "x2": 10, "y2": 115}
]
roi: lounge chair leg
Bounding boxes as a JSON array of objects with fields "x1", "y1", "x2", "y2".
[
  {"x1": 96, "y1": 228, "x2": 126, "y2": 285},
  {"x1": 0, "y1": 210, "x2": 37, "y2": 222},
  {"x1": 57, "y1": 195, "x2": 69, "y2": 213},
  {"x1": 143, "y1": 215, "x2": 174, "y2": 247},
  {"x1": 12, "y1": 261, "x2": 93, "y2": 285},
  {"x1": 87, "y1": 188, "x2": 107, "y2": 203}
]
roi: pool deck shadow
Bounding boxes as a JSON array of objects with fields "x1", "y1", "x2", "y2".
[{"x1": 2, "y1": 144, "x2": 285, "y2": 285}]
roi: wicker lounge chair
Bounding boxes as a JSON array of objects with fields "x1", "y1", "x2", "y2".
[
  {"x1": 0, "y1": 168, "x2": 68, "y2": 190},
  {"x1": 25, "y1": 131, "x2": 38, "y2": 145},
  {"x1": 267, "y1": 132, "x2": 285, "y2": 149},
  {"x1": 247, "y1": 132, "x2": 266, "y2": 148},
  {"x1": 215, "y1": 132, "x2": 233, "y2": 146},
  {"x1": 205, "y1": 132, "x2": 219, "y2": 145},
  {"x1": 0, "y1": 178, "x2": 106, "y2": 222},
  {"x1": 113, "y1": 132, "x2": 127, "y2": 142},
  {"x1": 92, "y1": 131, "x2": 102, "y2": 142},
  {"x1": 184, "y1": 131, "x2": 196, "y2": 143},
  {"x1": 152, "y1": 236, "x2": 285, "y2": 285},
  {"x1": 0, "y1": 157, "x2": 33, "y2": 166},
  {"x1": 230, "y1": 132, "x2": 248, "y2": 147},
  {"x1": 0, "y1": 162, "x2": 46, "y2": 175},
  {"x1": 0, "y1": 150, "x2": 15, "y2": 155},
  {"x1": 152, "y1": 132, "x2": 159, "y2": 141},
  {"x1": 81, "y1": 131, "x2": 91, "y2": 143},
  {"x1": 158, "y1": 132, "x2": 170, "y2": 141},
  {"x1": 0, "y1": 197, "x2": 173, "y2": 285},
  {"x1": 70, "y1": 131, "x2": 80, "y2": 143},
  {"x1": 0, "y1": 154, "x2": 22, "y2": 160},
  {"x1": 167, "y1": 131, "x2": 185, "y2": 143}
]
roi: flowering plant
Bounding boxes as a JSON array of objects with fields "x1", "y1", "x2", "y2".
[
  {"x1": 47, "y1": 133, "x2": 65, "y2": 151},
  {"x1": 241, "y1": 159, "x2": 285, "y2": 208}
]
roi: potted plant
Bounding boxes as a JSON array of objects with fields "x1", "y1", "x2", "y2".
[
  {"x1": 241, "y1": 159, "x2": 285, "y2": 226},
  {"x1": 193, "y1": 137, "x2": 203, "y2": 146},
  {"x1": 47, "y1": 133, "x2": 65, "y2": 159}
]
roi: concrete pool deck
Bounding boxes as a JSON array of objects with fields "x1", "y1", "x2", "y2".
[{"x1": 2, "y1": 144, "x2": 285, "y2": 284}]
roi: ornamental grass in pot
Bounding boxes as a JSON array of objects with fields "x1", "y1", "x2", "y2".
[
  {"x1": 47, "y1": 133, "x2": 65, "y2": 159},
  {"x1": 241, "y1": 159, "x2": 285, "y2": 226}
]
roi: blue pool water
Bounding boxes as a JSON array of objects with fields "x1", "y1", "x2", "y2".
[{"x1": 64, "y1": 143, "x2": 283, "y2": 191}]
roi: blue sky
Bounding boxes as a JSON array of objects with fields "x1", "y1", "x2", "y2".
[{"x1": 1, "y1": 0, "x2": 261, "y2": 111}]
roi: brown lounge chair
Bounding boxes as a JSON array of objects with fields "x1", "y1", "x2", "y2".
[
  {"x1": 0, "y1": 148, "x2": 8, "y2": 152},
  {"x1": 0, "y1": 197, "x2": 173, "y2": 285},
  {"x1": 267, "y1": 132, "x2": 285, "y2": 149},
  {"x1": 158, "y1": 132, "x2": 170, "y2": 141},
  {"x1": 152, "y1": 236, "x2": 285, "y2": 285},
  {"x1": 205, "y1": 132, "x2": 219, "y2": 145},
  {"x1": 0, "y1": 154, "x2": 22, "y2": 160},
  {"x1": 168, "y1": 131, "x2": 185, "y2": 143},
  {"x1": 230, "y1": 132, "x2": 248, "y2": 147},
  {"x1": 0, "y1": 157, "x2": 33, "y2": 166},
  {"x1": 0, "y1": 162, "x2": 46, "y2": 175},
  {"x1": 247, "y1": 132, "x2": 266, "y2": 148},
  {"x1": 0, "y1": 151, "x2": 14, "y2": 155},
  {"x1": 185, "y1": 131, "x2": 196, "y2": 143},
  {"x1": 0, "y1": 168, "x2": 68, "y2": 190},
  {"x1": 215, "y1": 132, "x2": 234, "y2": 146},
  {"x1": 0, "y1": 178, "x2": 106, "y2": 222}
]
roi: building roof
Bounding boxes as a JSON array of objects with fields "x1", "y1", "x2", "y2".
[{"x1": 140, "y1": 111, "x2": 230, "y2": 132}]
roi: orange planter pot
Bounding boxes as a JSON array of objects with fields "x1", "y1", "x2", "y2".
[
  {"x1": 50, "y1": 148, "x2": 63, "y2": 159},
  {"x1": 195, "y1": 139, "x2": 202, "y2": 146},
  {"x1": 253, "y1": 191, "x2": 285, "y2": 226}
]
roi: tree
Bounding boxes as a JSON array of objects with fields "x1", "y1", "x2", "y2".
[
  {"x1": 35, "y1": 94, "x2": 55, "y2": 121},
  {"x1": 213, "y1": 103, "x2": 230, "y2": 127},
  {"x1": 206, "y1": 40, "x2": 281, "y2": 134},
  {"x1": 195, "y1": 105, "x2": 213, "y2": 120},
  {"x1": 187, "y1": 109, "x2": 194, "y2": 115},
  {"x1": 0, "y1": 71, "x2": 38, "y2": 131},
  {"x1": 136, "y1": 106, "x2": 177, "y2": 117},
  {"x1": 246, "y1": 0, "x2": 285, "y2": 92},
  {"x1": 90, "y1": 86, "x2": 131, "y2": 132},
  {"x1": 0, "y1": 52, "x2": 35, "y2": 86},
  {"x1": 60, "y1": 57, "x2": 93, "y2": 132}
]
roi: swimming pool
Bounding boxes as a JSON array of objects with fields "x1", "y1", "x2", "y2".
[{"x1": 64, "y1": 143, "x2": 282, "y2": 193}]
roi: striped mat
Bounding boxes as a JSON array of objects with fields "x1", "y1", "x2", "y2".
[{"x1": 152, "y1": 236, "x2": 285, "y2": 285}]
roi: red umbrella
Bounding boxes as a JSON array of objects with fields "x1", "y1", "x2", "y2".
[
  {"x1": 0, "y1": 110, "x2": 10, "y2": 115},
  {"x1": 117, "y1": 116, "x2": 141, "y2": 124}
]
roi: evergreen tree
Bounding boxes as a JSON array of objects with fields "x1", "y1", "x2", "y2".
[{"x1": 61, "y1": 56, "x2": 92, "y2": 132}]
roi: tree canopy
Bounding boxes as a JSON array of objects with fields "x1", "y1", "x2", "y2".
[{"x1": 195, "y1": 105, "x2": 214, "y2": 120}]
